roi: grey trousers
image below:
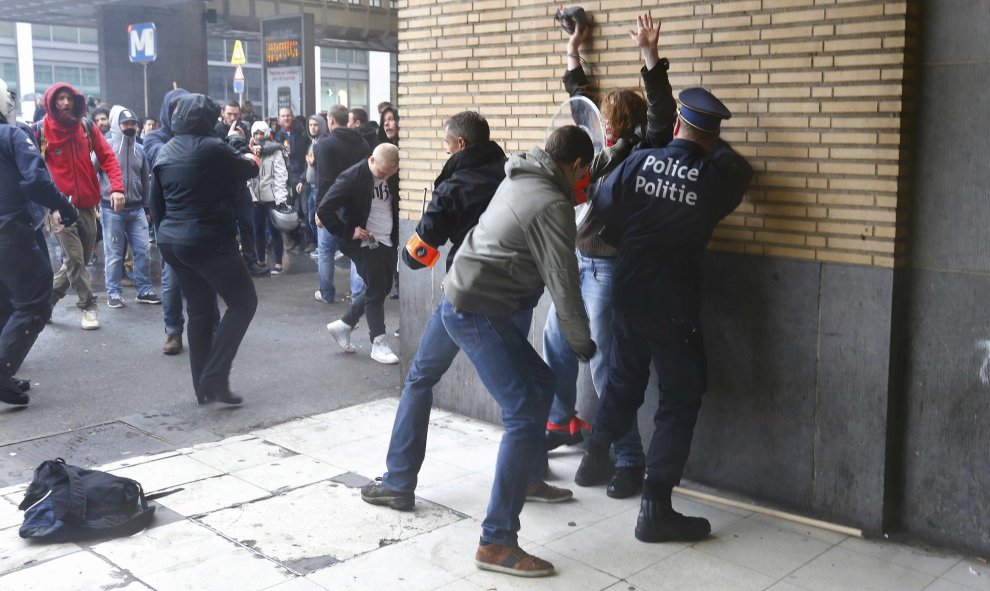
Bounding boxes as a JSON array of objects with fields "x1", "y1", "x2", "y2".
[{"x1": 51, "y1": 207, "x2": 98, "y2": 311}]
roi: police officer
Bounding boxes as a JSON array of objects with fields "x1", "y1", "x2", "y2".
[
  {"x1": 0, "y1": 77, "x2": 78, "y2": 405},
  {"x1": 574, "y1": 87, "x2": 753, "y2": 542}
]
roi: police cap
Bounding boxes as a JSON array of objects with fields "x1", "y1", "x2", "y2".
[{"x1": 677, "y1": 88, "x2": 731, "y2": 133}]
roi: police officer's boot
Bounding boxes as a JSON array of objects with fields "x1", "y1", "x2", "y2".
[
  {"x1": 635, "y1": 481, "x2": 711, "y2": 543},
  {"x1": 574, "y1": 434, "x2": 613, "y2": 486}
]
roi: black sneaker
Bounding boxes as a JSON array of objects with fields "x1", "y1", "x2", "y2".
[
  {"x1": 136, "y1": 291, "x2": 161, "y2": 305},
  {"x1": 1, "y1": 377, "x2": 29, "y2": 406},
  {"x1": 360, "y1": 477, "x2": 414, "y2": 510}
]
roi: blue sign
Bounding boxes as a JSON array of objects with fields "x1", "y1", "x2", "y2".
[
  {"x1": 233, "y1": 79, "x2": 244, "y2": 94},
  {"x1": 128, "y1": 23, "x2": 156, "y2": 63}
]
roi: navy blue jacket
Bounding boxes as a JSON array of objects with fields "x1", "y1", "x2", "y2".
[
  {"x1": 274, "y1": 118, "x2": 311, "y2": 188},
  {"x1": 314, "y1": 127, "x2": 371, "y2": 201},
  {"x1": 143, "y1": 88, "x2": 188, "y2": 167},
  {"x1": 595, "y1": 138, "x2": 753, "y2": 317},
  {"x1": 404, "y1": 140, "x2": 506, "y2": 272},
  {"x1": 316, "y1": 159, "x2": 399, "y2": 255},
  {"x1": 150, "y1": 94, "x2": 258, "y2": 250},
  {"x1": 0, "y1": 124, "x2": 74, "y2": 245}
]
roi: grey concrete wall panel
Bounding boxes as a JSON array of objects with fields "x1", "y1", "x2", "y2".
[
  {"x1": 97, "y1": 2, "x2": 209, "y2": 120},
  {"x1": 687, "y1": 253, "x2": 819, "y2": 510},
  {"x1": 898, "y1": 272, "x2": 990, "y2": 553},
  {"x1": 910, "y1": 63, "x2": 990, "y2": 273},
  {"x1": 814, "y1": 264, "x2": 893, "y2": 532},
  {"x1": 918, "y1": 0, "x2": 990, "y2": 64}
]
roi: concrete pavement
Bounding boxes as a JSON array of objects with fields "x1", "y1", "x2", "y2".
[{"x1": 1, "y1": 398, "x2": 987, "y2": 591}]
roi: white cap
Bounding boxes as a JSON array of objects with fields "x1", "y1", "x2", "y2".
[{"x1": 251, "y1": 120, "x2": 270, "y2": 136}]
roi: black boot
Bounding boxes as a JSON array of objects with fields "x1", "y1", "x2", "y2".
[
  {"x1": 14, "y1": 378, "x2": 30, "y2": 393},
  {"x1": 574, "y1": 437, "x2": 613, "y2": 487},
  {"x1": 1, "y1": 376, "x2": 29, "y2": 406},
  {"x1": 607, "y1": 466, "x2": 645, "y2": 499},
  {"x1": 635, "y1": 497, "x2": 711, "y2": 543}
]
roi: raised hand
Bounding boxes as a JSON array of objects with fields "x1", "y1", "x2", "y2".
[{"x1": 628, "y1": 13, "x2": 660, "y2": 52}]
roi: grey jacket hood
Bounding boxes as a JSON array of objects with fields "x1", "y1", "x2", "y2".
[
  {"x1": 503, "y1": 146, "x2": 574, "y2": 201},
  {"x1": 101, "y1": 105, "x2": 148, "y2": 206}
]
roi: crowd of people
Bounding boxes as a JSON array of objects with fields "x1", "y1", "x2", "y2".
[{"x1": 0, "y1": 9, "x2": 753, "y2": 580}]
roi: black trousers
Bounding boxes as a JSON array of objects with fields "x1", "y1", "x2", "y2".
[
  {"x1": 235, "y1": 188, "x2": 257, "y2": 265},
  {"x1": 158, "y1": 242, "x2": 258, "y2": 397},
  {"x1": 591, "y1": 301, "x2": 707, "y2": 491},
  {"x1": 0, "y1": 234, "x2": 54, "y2": 379},
  {"x1": 341, "y1": 244, "x2": 396, "y2": 342}
]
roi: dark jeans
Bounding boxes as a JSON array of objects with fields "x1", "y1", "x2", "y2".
[
  {"x1": 252, "y1": 202, "x2": 283, "y2": 266},
  {"x1": 341, "y1": 244, "x2": 396, "y2": 342},
  {"x1": 591, "y1": 302, "x2": 707, "y2": 489},
  {"x1": 235, "y1": 189, "x2": 257, "y2": 265},
  {"x1": 158, "y1": 242, "x2": 258, "y2": 397},
  {"x1": 0, "y1": 237, "x2": 54, "y2": 378}
]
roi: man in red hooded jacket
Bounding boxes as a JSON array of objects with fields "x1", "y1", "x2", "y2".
[{"x1": 40, "y1": 83, "x2": 124, "y2": 330}]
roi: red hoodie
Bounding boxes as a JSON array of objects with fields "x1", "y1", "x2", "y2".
[{"x1": 41, "y1": 83, "x2": 123, "y2": 208}]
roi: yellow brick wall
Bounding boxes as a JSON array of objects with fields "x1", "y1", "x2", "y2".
[{"x1": 395, "y1": 0, "x2": 915, "y2": 268}]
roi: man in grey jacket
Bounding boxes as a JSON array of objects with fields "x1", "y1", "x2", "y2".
[
  {"x1": 100, "y1": 106, "x2": 159, "y2": 309},
  {"x1": 440, "y1": 126, "x2": 596, "y2": 578}
]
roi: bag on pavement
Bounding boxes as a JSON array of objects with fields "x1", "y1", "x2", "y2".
[{"x1": 17, "y1": 457, "x2": 157, "y2": 542}]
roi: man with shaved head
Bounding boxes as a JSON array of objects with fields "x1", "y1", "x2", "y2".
[{"x1": 316, "y1": 143, "x2": 401, "y2": 364}]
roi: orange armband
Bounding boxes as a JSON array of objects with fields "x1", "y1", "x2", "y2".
[{"x1": 405, "y1": 232, "x2": 441, "y2": 268}]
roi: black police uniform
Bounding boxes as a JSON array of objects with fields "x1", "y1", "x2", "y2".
[
  {"x1": 0, "y1": 122, "x2": 76, "y2": 404},
  {"x1": 588, "y1": 90, "x2": 753, "y2": 499}
]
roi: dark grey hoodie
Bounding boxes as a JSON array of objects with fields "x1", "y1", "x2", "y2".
[{"x1": 99, "y1": 105, "x2": 149, "y2": 207}]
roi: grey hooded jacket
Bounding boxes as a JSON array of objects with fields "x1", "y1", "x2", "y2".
[
  {"x1": 442, "y1": 146, "x2": 593, "y2": 359},
  {"x1": 99, "y1": 105, "x2": 149, "y2": 208}
]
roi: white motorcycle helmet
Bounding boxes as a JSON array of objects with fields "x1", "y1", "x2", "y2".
[
  {"x1": 0, "y1": 78, "x2": 15, "y2": 122},
  {"x1": 270, "y1": 203, "x2": 300, "y2": 233}
]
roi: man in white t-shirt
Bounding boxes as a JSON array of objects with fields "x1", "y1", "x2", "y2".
[{"x1": 315, "y1": 143, "x2": 401, "y2": 364}]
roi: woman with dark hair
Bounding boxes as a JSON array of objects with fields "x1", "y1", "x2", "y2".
[
  {"x1": 377, "y1": 105, "x2": 399, "y2": 146},
  {"x1": 150, "y1": 93, "x2": 260, "y2": 405},
  {"x1": 543, "y1": 13, "x2": 677, "y2": 500}
]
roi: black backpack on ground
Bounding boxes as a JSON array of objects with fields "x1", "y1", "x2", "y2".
[{"x1": 18, "y1": 458, "x2": 157, "y2": 542}]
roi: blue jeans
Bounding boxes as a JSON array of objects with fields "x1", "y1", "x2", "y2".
[
  {"x1": 101, "y1": 204, "x2": 153, "y2": 297},
  {"x1": 544, "y1": 253, "x2": 644, "y2": 467},
  {"x1": 317, "y1": 227, "x2": 337, "y2": 301},
  {"x1": 306, "y1": 188, "x2": 319, "y2": 247},
  {"x1": 350, "y1": 261, "x2": 364, "y2": 299},
  {"x1": 383, "y1": 302, "x2": 534, "y2": 492},
  {"x1": 440, "y1": 296, "x2": 553, "y2": 546}
]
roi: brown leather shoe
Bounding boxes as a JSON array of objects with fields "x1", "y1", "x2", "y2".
[
  {"x1": 525, "y1": 481, "x2": 573, "y2": 503},
  {"x1": 474, "y1": 543, "x2": 554, "y2": 577},
  {"x1": 163, "y1": 334, "x2": 183, "y2": 355}
]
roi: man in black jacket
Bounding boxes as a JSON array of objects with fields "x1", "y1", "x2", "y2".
[
  {"x1": 313, "y1": 105, "x2": 371, "y2": 303},
  {"x1": 0, "y1": 78, "x2": 78, "y2": 405},
  {"x1": 347, "y1": 107, "x2": 380, "y2": 150},
  {"x1": 317, "y1": 143, "x2": 399, "y2": 365}
]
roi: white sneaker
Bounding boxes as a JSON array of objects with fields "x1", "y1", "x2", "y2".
[
  {"x1": 81, "y1": 309, "x2": 100, "y2": 330},
  {"x1": 314, "y1": 290, "x2": 330, "y2": 304},
  {"x1": 371, "y1": 335, "x2": 399, "y2": 364},
  {"x1": 327, "y1": 320, "x2": 356, "y2": 353}
]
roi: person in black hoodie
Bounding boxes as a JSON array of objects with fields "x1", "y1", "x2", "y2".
[
  {"x1": 377, "y1": 105, "x2": 399, "y2": 147},
  {"x1": 361, "y1": 111, "x2": 568, "y2": 510},
  {"x1": 313, "y1": 105, "x2": 371, "y2": 200},
  {"x1": 347, "y1": 107, "x2": 379, "y2": 150},
  {"x1": 150, "y1": 94, "x2": 260, "y2": 406},
  {"x1": 318, "y1": 143, "x2": 399, "y2": 365}
]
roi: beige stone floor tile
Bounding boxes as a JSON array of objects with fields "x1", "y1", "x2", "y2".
[
  {"x1": 256, "y1": 420, "x2": 366, "y2": 460},
  {"x1": 627, "y1": 547, "x2": 776, "y2": 591},
  {"x1": 199, "y1": 480, "x2": 463, "y2": 569},
  {"x1": 418, "y1": 469, "x2": 495, "y2": 519},
  {"x1": 941, "y1": 558, "x2": 990, "y2": 590},
  {"x1": 152, "y1": 474, "x2": 270, "y2": 516},
  {"x1": 305, "y1": 539, "x2": 462, "y2": 590},
  {"x1": 109, "y1": 453, "x2": 224, "y2": 493},
  {"x1": 261, "y1": 577, "x2": 331, "y2": 591},
  {"x1": 785, "y1": 545, "x2": 936, "y2": 591},
  {"x1": 0, "y1": 550, "x2": 128, "y2": 591},
  {"x1": 0, "y1": 493, "x2": 23, "y2": 529},
  {"x1": 232, "y1": 454, "x2": 346, "y2": 493},
  {"x1": 838, "y1": 536, "x2": 961, "y2": 578},
  {"x1": 183, "y1": 437, "x2": 295, "y2": 473},
  {"x1": 0, "y1": 531, "x2": 80, "y2": 576},
  {"x1": 693, "y1": 513, "x2": 834, "y2": 578},
  {"x1": 91, "y1": 519, "x2": 239, "y2": 574}
]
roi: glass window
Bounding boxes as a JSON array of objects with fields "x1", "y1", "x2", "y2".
[
  {"x1": 34, "y1": 65, "x2": 53, "y2": 87},
  {"x1": 246, "y1": 41, "x2": 261, "y2": 64},
  {"x1": 338, "y1": 49, "x2": 353, "y2": 64},
  {"x1": 32, "y1": 25, "x2": 51, "y2": 42},
  {"x1": 54, "y1": 66, "x2": 81, "y2": 86},
  {"x1": 320, "y1": 47, "x2": 336, "y2": 65},
  {"x1": 245, "y1": 68, "x2": 263, "y2": 107},
  {"x1": 79, "y1": 27, "x2": 97, "y2": 44},
  {"x1": 208, "y1": 37, "x2": 226, "y2": 62},
  {"x1": 208, "y1": 65, "x2": 230, "y2": 103},
  {"x1": 348, "y1": 81, "x2": 368, "y2": 111},
  {"x1": 81, "y1": 68, "x2": 99, "y2": 88},
  {"x1": 51, "y1": 26, "x2": 78, "y2": 43},
  {"x1": 353, "y1": 51, "x2": 368, "y2": 65},
  {"x1": 0, "y1": 21, "x2": 15, "y2": 39},
  {"x1": 1, "y1": 62, "x2": 17, "y2": 93}
]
